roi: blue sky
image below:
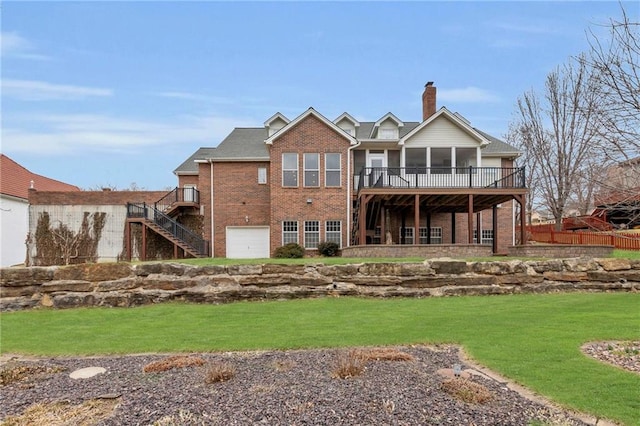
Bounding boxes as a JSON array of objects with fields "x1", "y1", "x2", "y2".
[{"x1": 2, "y1": 1, "x2": 635, "y2": 190}]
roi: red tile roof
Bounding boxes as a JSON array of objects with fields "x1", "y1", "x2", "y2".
[{"x1": 0, "y1": 154, "x2": 81, "y2": 200}]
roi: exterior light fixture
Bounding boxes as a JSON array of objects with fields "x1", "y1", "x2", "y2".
[{"x1": 306, "y1": 198, "x2": 313, "y2": 204}]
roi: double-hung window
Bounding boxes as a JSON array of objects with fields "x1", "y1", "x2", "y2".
[
  {"x1": 325, "y1": 153, "x2": 341, "y2": 187},
  {"x1": 282, "y1": 221, "x2": 298, "y2": 244},
  {"x1": 304, "y1": 220, "x2": 320, "y2": 249},
  {"x1": 325, "y1": 221, "x2": 341, "y2": 246},
  {"x1": 304, "y1": 153, "x2": 320, "y2": 187},
  {"x1": 419, "y1": 227, "x2": 443, "y2": 244},
  {"x1": 258, "y1": 167, "x2": 267, "y2": 184},
  {"x1": 399, "y1": 227, "x2": 414, "y2": 244},
  {"x1": 473, "y1": 229, "x2": 494, "y2": 245},
  {"x1": 282, "y1": 153, "x2": 298, "y2": 187}
]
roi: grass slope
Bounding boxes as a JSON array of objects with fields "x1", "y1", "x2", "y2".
[{"x1": 1, "y1": 293, "x2": 639, "y2": 424}]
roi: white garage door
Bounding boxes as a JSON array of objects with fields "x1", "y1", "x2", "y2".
[{"x1": 226, "y1": 226, "x2": 270, "y2": 259}]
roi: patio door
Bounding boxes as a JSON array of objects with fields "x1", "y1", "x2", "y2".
[
  {"x1": 368, "y1": 152, "x2": 386, "y2": 187},
  {"x1": 183, "y1": 184, "x2": 196, "y2": 202}
]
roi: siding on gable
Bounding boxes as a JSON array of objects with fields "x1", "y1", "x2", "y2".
[{"x1": 405, "y1": 116, "x2": 481, "y2": 148}]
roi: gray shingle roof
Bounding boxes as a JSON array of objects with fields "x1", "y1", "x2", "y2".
[
  {"x1": 475, "y1": 129, "x2": 521, "y2": 157},
  {"x1": 211, "y1": 128, "x2": 269, "y2": 161},
  {"x1": 173, "y1": 147, "x2": 217, "y2": 174},
  {"x1": 175, "y1": 116, "x2": 519, "y2": 173}
]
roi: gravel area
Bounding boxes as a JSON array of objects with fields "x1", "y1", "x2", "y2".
[
  {"x1": 0, "y1": 345, "x2": 595, "y2": 426},
  {"x1": 581, "y1": 341, "x2": 640, "y2": 375}
]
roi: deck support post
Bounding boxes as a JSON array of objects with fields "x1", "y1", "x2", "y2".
[
  {"x1": 358, "y1": 194, "x2": 373, "y2": 246},
  {"x1": 514, "y1": 194, "x2": 527, "y2": 245},
  {"x1": 125, "y1": 221, "x2": 132, "y2": 261},
  {"x1": 414, "y1": 194, "x2": 420, "y2": 244},
  {"x1": 451, "y1": 213, "x2": 456, "y2": 243},
  {"x1": 426, "y1": 213, "x2": 431, "y2": 244},
  {"x1": 380, "y1": 205, "x2": 386, "y2": 244},
  {"x1": 141, "y1": 223, "x2": 147, "y2": 261},
  {"x1": 493, "y1": 204, "x2": 499, "y2": 253},
  {"x1": 468, "y1": 194, "x2": 474, "y2": 244}
]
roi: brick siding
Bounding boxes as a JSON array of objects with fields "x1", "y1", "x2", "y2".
[
  {"x1": 268, "y1": 114, "x2": 351, "y2": 254},
  {"x1": 207, "y1": 162, "x2": 270, "y2": 257}
]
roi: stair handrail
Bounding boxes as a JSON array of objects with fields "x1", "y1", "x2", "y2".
[
  {"x1": 127, "y1": 202, "x2": 208, "y2": 256},
  {"x1": 155, "y1": 187, "x2": 200, "y2": 212}
]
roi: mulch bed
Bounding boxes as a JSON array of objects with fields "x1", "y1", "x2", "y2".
[{"x1": 0, "y1": 345, "x2": 595, "y2": 425}]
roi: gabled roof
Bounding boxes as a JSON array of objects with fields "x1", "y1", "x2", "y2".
[
  {"x1": 203, "y1": 128, "x2": 269, "y2": 162},
  {"x1": 369, "y1": 112, "x2": 404, "y2": 138},
  {"x1": 0, "y1": 154, "x2": 80, "y2": 200},
  {"x1": 474, "y1": 129, "x2": 521, "y2": 157},
  {"x1": 264, "y1": 112, "x2": 290, "y2": 128},
  {"x1": 173, "y1": 147, "x2": 217, "y2": 175},
  {"x1": 399, "y1": 107, "x2": 491, "y2": 146},
  {"x1": 334, "y1": 112, "x2": 360, "y2": 127},
  {"x1": 373, "y1": 112, "x2": 404, "y2": 128},
  {"x1": 264, "y1": 108, "x2": 358, "y2": 146}
]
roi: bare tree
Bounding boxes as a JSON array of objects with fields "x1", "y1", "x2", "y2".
[
  {"x1": 506, "y1": 123, "x2": 541, "y2": 226},
  {"x1": 509, "y1": 57, "x2": 603, "y2": 230},
  {"x1": 576, "y1": 6, "x2": 640, "y2": 229},
  {"x1": 584, "y1": 4, "x2": 640, "y2": 159}
]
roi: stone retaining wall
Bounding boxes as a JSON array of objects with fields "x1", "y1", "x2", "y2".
[
  {"x1": 2, "y1": 258, "x2": 638, "y2": 311},
  {"x1": 508, "y1": 244, "x2": 613, "y2": 259}
]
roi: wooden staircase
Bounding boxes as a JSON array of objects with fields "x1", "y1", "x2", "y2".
[{"x1": 127, "y1": 193, "x2": 208, "y2": 259}]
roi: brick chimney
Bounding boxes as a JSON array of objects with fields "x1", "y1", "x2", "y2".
[{"x1": 422, "y1": 81, "x2": 436, "y2": 120}]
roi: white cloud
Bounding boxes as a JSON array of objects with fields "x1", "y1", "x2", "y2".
[
  {"x1": 0, "y1": 32, "x2": 50, "y2": 60},
  {"x1": 438, "y1": 87, "x2": 501, "y2": 103},
  {"x1": 2, "y1": 79, "x2": 113, "y2": 101},
  {"x1": 1, "y1": 112, "x2": 254, "y2": 156},
  {"x1": 491, "y1": 22, "x2": 561, "y2": 36},
  {"x1": 154, "y1": 91, "x2": 240, "y2": 104}
]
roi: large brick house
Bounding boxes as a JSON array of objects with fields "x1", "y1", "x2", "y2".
[{"x1": 175, "y1": 83, "x2": 527, "y2": 258}]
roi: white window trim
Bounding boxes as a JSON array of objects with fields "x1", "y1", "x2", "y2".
[
  {"x1": 282, "y1": 153, "x2": 298, "y2": 187},
  {"x1": 258, "y1": 167, "x2": 267, "y2": 184},
  {"x1": 304, "y1": 153, "x2": 320, "y2": 187},
  {"x1": 282, "y1": 220, "x2": 299, "y2": 245},
  {"x1": 399, "y1": 227, "x2": 414, "y2": 244},
  {"x1": 304, "y1": 220, "x2": 320, "y2": 249},
  {"x1": 325, "y1": 220, "x2": 342, "y2": 247},
  {"x1": 325, "y1": 153, "x2": 341, "y2": 187}
]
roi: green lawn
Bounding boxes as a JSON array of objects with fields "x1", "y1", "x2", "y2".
[
  {"x1": 1, "y1": 293, "x2": 638, "y2": 425},
  {"x1": 168, "y1": 248, "x2": 639, "y2": 266}
]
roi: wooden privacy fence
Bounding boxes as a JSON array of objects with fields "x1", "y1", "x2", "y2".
[{"x1": 528, "y1": 229, "x2": 640, "y2": 250}]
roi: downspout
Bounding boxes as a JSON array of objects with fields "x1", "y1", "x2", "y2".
[
  {"x1": 210, "y1": 160, "x2": 214, "y2": 257},
  {"x1": 346, "y1": 139, "x2": 361, "y2": 247}
]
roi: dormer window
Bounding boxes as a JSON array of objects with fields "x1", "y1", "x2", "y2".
[
  {"x1": 379, "y1": 128, "x2": 398, "y2": 139},
  {"x1": 372, "y1": 113, "x2": 403, "y2": 139},
  {"x1": 264, "y1": 113, "x2": 290, "y2": 137}
]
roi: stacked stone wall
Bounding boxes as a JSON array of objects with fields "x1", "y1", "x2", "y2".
[{"x1": 1, "y1": 258, "x2": 637, "y2": 311}]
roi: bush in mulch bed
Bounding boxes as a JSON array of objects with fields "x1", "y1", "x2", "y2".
[
  {"x1": 142, "y1": 355, "x2": 206, "y2": 373},
  {"x1": 441, "y1": 377, "x2": 494, "y2": 404}
]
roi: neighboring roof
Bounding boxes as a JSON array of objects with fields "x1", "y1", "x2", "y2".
[
  {"x1": 265, "y1": 108, "x2": 358, "y2": 146},
  {"x1": 208, "y1": 128, "x2": 269, "y2": 161},
  {"x1": 173, "y1": 147, "x2": 217, "y2": 175},
  {"x1": 0, "y1": 154, "x2": 81, "y2": 200}
]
